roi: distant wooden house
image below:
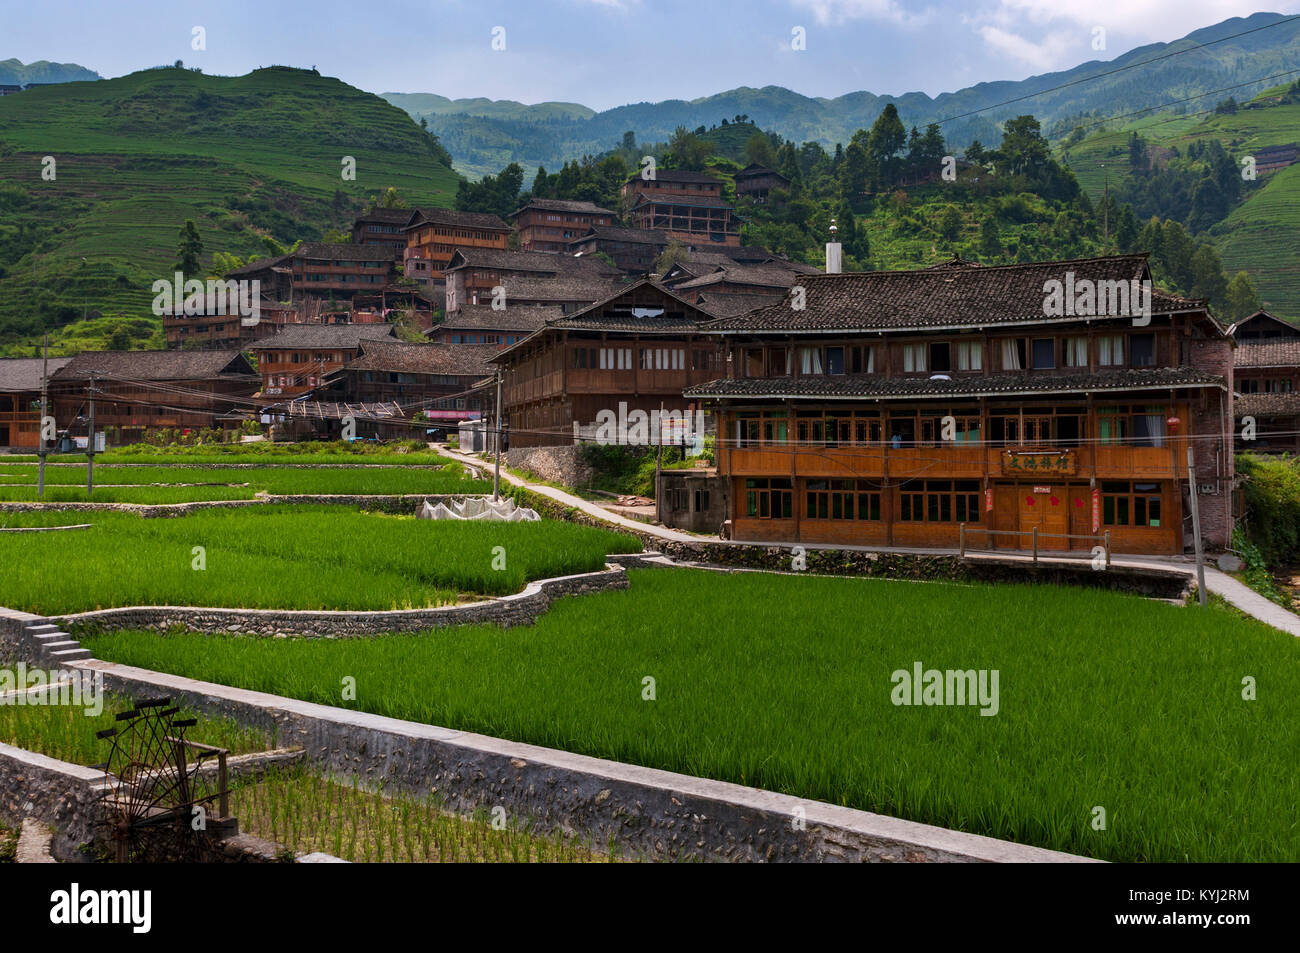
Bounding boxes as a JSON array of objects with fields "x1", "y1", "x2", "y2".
[
  {"x1": 428, "y1": 304, "x2": 563, "y2": 347},
  {"x1": 248, "y1": 323, "x2": 397, "y2": 399},
  {"x1": 351, "y1": 208, "x2": 414, "y2": 262},
  {"x1": 1253, "y1": 143, "x2": 1298, "y2": 175},
  {"x1": 1230, "y1": 310, "x2": 1300, "y2": 453},
  {"x1": 401, "y1": 207, "x2": 512, "y2": 290},
  {"x1": 622, "y1": 168, "x2": 741, "y2": 247},
  {"x1": 567, "y1": 226, "x2": 671, "y2": 274},
  {"x1": 510, "y1": 198, "x2": 616, "y2": 253},
  {"x1": 442, "y1": 247, "x2": 619, "y2": 314},
  {"x1": 0, "y1": 84, "x2": 22, "y2": 96},
  {"x1": 163, "y1": 296, "x2": 302, "y2": 350},
  {"x1": 49, "y1": 350, "x2": 259, "y2": 442},
  {"x1": 492, "y1": 280, "x2": 724, "y2": 448},
  {"x1": 733, "y1": 164, "x2": 790, "y2": 202},
  {"x1": 0, "y1": 357, "x2": 72, "y2": 448}
]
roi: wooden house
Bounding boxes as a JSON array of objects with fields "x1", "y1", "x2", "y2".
[
  {"x1": 0, "y1": 357, "x2": 71, "y2": 448},
  {"x1": 1230, "y1": 310, "x2": 1300, "y2": 453},
  {"x1": 491, "y1": 280, "x2": 723, "y2": 447},
  {"x1": 685, "y1": 255, "x2": 1234, "y2": 556},
  {"x1": 248, "y1": 324, "x2": 397, "y2": 399},
  {"x1": 734, "y1": 164, "x2": 791, "y2": 202},
  {"x1": 401, "y1": 207, "x2": 512, "y2": 289},
  {"x1": 622, "y1": 169, "x2": 741, "y2": 247},
  {"x1": 510, "y1": 199, "x2": 616, "y2": 253},
  {"x1": 351, "y1": 208, "x2": 415, "y2": 261}
]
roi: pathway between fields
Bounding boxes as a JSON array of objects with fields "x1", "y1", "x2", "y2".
[{"x1": 436, "y1": 446, "x2": 1300, "y2": 637}]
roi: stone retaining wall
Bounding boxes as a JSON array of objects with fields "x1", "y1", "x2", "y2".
[
  {"x1": 77, "y1": 659, "x2": 1094, "y2": 864},
  {"x1": 504, "y1": 446, "x2": 594, "y2": 487},
  {"x1": 0, "y1": 494, "x2": 476, "y2": 519},
  {"x1": 56, "y1": 565, "x2": 629, "y2": 638}
]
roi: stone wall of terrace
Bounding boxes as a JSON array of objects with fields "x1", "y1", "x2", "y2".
[{"x1": 54, "y1": 565, "x2": 629, "y2": 638}]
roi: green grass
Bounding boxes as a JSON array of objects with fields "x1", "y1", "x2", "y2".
[
  {"x1": 0, "y1": 462, "x2": 488, "y2": 499},
  {"x1": 0, "y1": 505, "x2": 640, "y2": 612},
  {"x1": 0, "y1": 689, "x2": 273, "y2": 765},
  {"x1": 84, "y1": 568, "x2": 1300, "y2": 862},
  {"x1": 231, "y1": 765, "x2": 623, "y2": 863}
]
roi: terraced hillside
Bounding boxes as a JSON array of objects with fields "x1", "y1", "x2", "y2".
[{"x1": 0, "y1": 66, "x2": 461, "y2": 354}]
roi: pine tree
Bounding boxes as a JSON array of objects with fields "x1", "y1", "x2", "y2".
[
  {"x1": 173, "y1": 220, "x2": 203, "y2": 278},
  {"x1": 1224, "y1": 271, "x2": 1262, "y2": 323}
]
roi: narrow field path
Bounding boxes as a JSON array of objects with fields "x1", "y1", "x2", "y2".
[{"x1": 437, "y1": 445, "x2": 1300, "y2": 637}]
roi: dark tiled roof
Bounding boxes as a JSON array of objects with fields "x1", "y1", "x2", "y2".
[
  {"x1": 249, "y1": 324, "x2": 397, "y2": 350},
  {"x1": 496, "y1": 274, "x2": 625, "y2": 303},
  {"x1": 1228, "y1": 310, "x2": 1299, "y2": 338},
  {"x1": 1234, "y1": 340, "x2": 1300, "y2": 368},
  {"x1": 292, "y1": 243, "x2": 396, "y2": 262},
  {"x1": 0, "y1": 357, "x2": 73, "y2": 392},
  {"x1": 702, "y1": 255, "x2": 1209, "y2": 333},
  {"x1": 354, "y1": 208, "x2": 415, "y2": 225},
  {"x1": 436, "y1": 304, "x2": 562, "y2": 332},
  {"x1": 691, "y1": 292, "x2": 788, "y2": 318},
  {"x1": 345, "y1": 340, "x2": 497, "y2": 377},
  {"x1": 444, "y1": 248, "x2": 618, "y2": 276},
  {"x1": 674, "y1": 264, "x2": 806, "y2": 291},
  {"x1": 570, "y1": 226, "x2": 669, "y2": 246},
  {"x1": 405, "y1": 207, "x2": 511, "y2": 231},
  {"x1": 512, "y1": 198, "x2": 616, "y2": 217},
  {"x1": 685, "y1": 367, "x2": 1225, "y2": 401},
  {"x1": 224, "y1": 254, "x2": 293, "y2": 277},
  {"x1": 1235, "y1": 393, "x2": 1300, "y2": 417},
  {"x1": 541, "y1": 279, "x2": 714, "y2": 333},
  {"x1": 735, "y1": 164, "x2": 787, "y2": 179},
  {"x1": 54, "y1": 350, "x2": 255, "y2": 382},
  {"x1": 625, "y1": 169, "x2": 722, "y2": 185}
]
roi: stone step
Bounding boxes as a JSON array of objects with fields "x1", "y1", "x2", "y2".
[
  {"x1": 24, "y1": 623, "x2": 61, "y2": 636},
  {"x1": 40, "y1": 640, "x2": 83, "y2": 654},
  {"x1": 45, "y1": 647, "x2": 91, "y2": 661},
  {"x1": 31, "y1": 632, "x2": 71, "y2": 644}
]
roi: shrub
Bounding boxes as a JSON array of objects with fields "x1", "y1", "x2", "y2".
[{"x1": 1236, "y1": 453, "x2": 1300, "y2": 564}]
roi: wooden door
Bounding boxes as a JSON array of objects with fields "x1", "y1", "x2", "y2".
[
  {"x1": 992, "y1": 486, "x2": 1018, "y2": 550},
  {"x1": 1019, "y1": 485, "x2": 1068, "y2": 550},
  {"x1": 1068, "y1": 485, "x2": 1094, "y2": 550}
]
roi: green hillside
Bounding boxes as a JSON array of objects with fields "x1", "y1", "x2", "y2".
[
  {"x1": 0, "y1": 58, "x2": 100, "y2": 86},
  {"x1": 0, "y1": 66, "x2": 460, "y2": 354},
  {"x1": 1059, "y1": 84, "x2": 1300, "y2": 321}
]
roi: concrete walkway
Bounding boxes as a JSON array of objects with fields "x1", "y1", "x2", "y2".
[{"x1": 436, "y1": 446, "x2": 1300, "y2": 638}]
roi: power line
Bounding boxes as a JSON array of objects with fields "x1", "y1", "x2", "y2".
[{"x1": 936, "y1": 14, "x2": 1300, "y2": 126}]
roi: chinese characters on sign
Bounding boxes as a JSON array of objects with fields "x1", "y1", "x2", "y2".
[{"x1": 1002, "y1": 451, "x2": 1076, "y2": 475}]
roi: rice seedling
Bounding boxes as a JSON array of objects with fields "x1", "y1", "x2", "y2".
[
  {"x1": 0, "y1": 504, "x2": 640, "y2": 612},
  {"x1": 0, "y1": 689, "x2": 274, "y2": 765},
  {"x1": 227, "y1": 764, "x2": 620, "y2": 863},
  {"x1": 86, "y1": 567, "x2": 1300, "y2": 863}
]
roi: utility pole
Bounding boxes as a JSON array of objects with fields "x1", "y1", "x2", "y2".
[
  {"x1": 655, "y1": 400, "x2": 664, "y2": 524},
  {"x1": 1187, "y1": 445, "x2": 1207, "y2": 607},
  {"x1": 86, "y1": 373, "x2": 96, "y2": 495},
  {"x1": 492, "y1": 369, "x2": 503, "y2": 502},
  {"x1": 1101, "y1": 162, "x2": 1110, "y2": 253},
  {"x1": 37, "y1": 333, "x2": 49, "y2": 499}
]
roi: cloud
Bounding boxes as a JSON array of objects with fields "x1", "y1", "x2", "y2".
[
  {"x1": 977, "y1": 24, "x2": 1075, "y2": 71},
  {"x1": 987, "y1": 0, "x2": 1299, "y2": 43},
  {"x1": 790, "y1": 0, "x2": 933, "y2": 28}
]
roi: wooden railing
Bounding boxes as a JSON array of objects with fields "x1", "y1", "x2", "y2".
[{"x1": 959, "y1": 523, "x2": 1111, "y2": 566}]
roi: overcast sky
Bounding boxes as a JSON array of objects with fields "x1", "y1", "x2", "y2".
[{"x1": 4, "y1": 1, "x2": 1297, "y2": 110}]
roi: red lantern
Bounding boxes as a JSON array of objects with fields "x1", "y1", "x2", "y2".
[{"x1": 1166, "y1": 416, "x2": 1181, "y2": 434}]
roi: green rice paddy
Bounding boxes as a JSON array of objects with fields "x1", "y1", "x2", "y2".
[
  {"x1": 0, "y1": 505, "x2": 640, "y2": 612},
  {"x1": 84, "y1": 568, "x2": 1300, "y2": 863}
]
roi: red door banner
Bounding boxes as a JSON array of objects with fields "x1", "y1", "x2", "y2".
[
  {"x1": 1091, "y1": 487, "x2": 1101, "y2": 533},
  {"x1": 985, "y1": 488, "x2": 993, "y2": 512}
]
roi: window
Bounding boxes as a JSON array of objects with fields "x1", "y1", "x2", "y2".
[
  {"x1": 902, "y1": 344, "x2": 927, "y2": 373},
  {"x1": 1063, "y1": 337, "x2": 1088, "y2": 367},
  {"x1": 693, "y1": 488, "x2": 711, "y2": 512},
  {"x1": 1130, "y1": 333, "x2": 1156, "y2": 367},
  {"x1": 737, "y1": 413, "x2": 760, "y2": 448},
  {"x1": 641, "y1": 348, "x2": 684, "y2": 371},
  {"x1": 599, "y1": 347, "x2": 631, "y2": 370},
  {"x1": 1099, "y1": 335, "x2": 1124, "y2": 366},
  {"x1": 954, "y1": 341, "x2": 982, "y2": 371},
  {"x1": 761, "y1": 411, "x2": 788, "y2": 444},
  {"x1": 1132, "y1": 408, "x2": 1166, "y2": 448},
  {"x1": 899, "y1": 480, "x2": 982, "y2": 522},
  {"x1": 1031, "y1": 338, "x2": 1055, "y2": 369},
  {"x1": 744, "y1": 478, "x2": 793, "y2": 519},
  {"x1": 1103, "y1": 481, "x2": 1162, "y2": 527},
  {"x1": 929, "y1": 342, "x2": 951, "y2": 372},
  {"x1": 806, "y1": 480, "x2": 880, "y2": 520},
  {"x1": 799, "y1": 347, "x2": 823, "y2": 374},
  {"x1": 848, "y1": 345, "x2": 876, "y2": 374},
  {"x1": 825, "y1": 346, "x2": 845, "y2": 375}
]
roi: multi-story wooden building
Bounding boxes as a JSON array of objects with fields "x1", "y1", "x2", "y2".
[
  {"x1": 621, "y1": 170, "x2": 740, "y2": 247},
  {"x1": 442, "y1": 248, "x2": 620, "y2": 313},
  {"x1": 351, "y1": 208, "x2": 414, "y2": 261},
  {"x1": 1230, "y1": 310, "x2": 1300, "y2": 453},
  {"x1": 222, "y1": 244, "x2": 393, "y2": 307},
  {"x1": 492, "y1": 281, "x2": 723, "y2": 447},
  {"x1": 163, "y1": 297, "x2": 302, "y2": 350},
  {"x1": 318, "y1": 339, "x2": 498, "y2": 438},
  {"x1": 510, "y1": 199, "x2": 616, "y2": 253},
  {"x1": 249, "y1": 324, "x2": 396, "y2": 399},
  {"x1": 567, "y1": 226, "x2": 670, "y2": 274},
  {"x1": 48, "y1": 350, "x2": 259, "y2": 442},
  {"x1": 401, "y1": 207, "x2": 512, "y2": 289},
  {"x1": 733, "y1": 164, "x2": 791, "y2": 202},
  {"x1": 0, "y1": 357, "x2": 71, "y2": 448},
  {"x1": 428, "y1": 304, "x2": 563, "y2": 347},
  {"x1": 685, "y1": 255, "x2": 1234, "y2": 556}
]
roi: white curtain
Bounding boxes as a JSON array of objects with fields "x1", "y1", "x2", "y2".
[
  {"x1": 957, "y1": 343, "x2": 982, "y2": 371},
  {"x1": 800, "y1": 347, "x2": 823, "y2": 374},
  {"x1": 1064, "y1": 338, "x2": 1087, "y2": 367},
  {"x1": 904, "y1": 345, "x2": 926, "y2": 373},
  {"x1": 1099, "y1": 336, "x2": 1123, "y2": 366},
  {"x1": 1001, "y1": 339, "x2": 1021, "y2": 370},
  {"x1": 865, "y1": 347, "x2": 875, "y2": 373}
]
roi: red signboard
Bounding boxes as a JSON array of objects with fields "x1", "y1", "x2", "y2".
[
  {"x1": 985, "y1": 488, "x2": 993, "y2": 512},
  {"x1": 1091, "y1": 487, "x2": 1100, "y2": 533}
]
